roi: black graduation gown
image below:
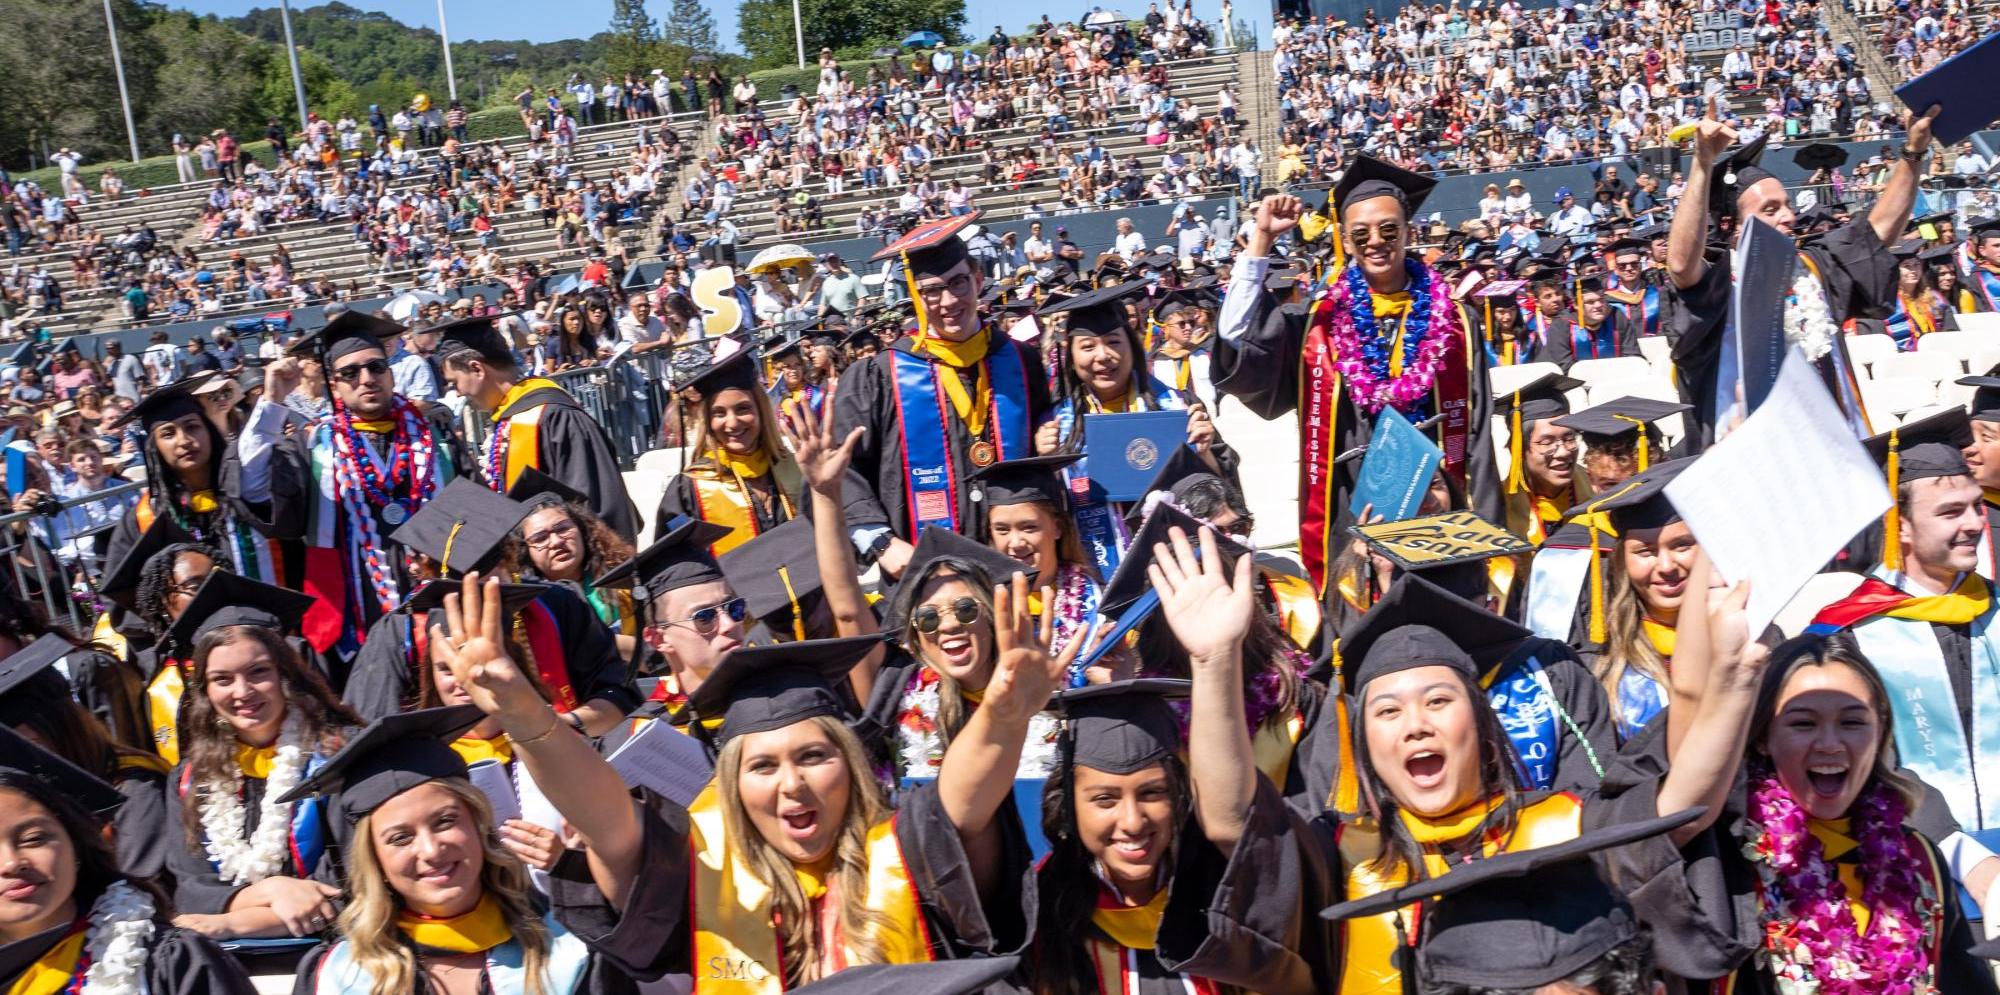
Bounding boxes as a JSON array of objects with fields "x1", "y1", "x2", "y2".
[
  {"x1": 490, "y1": 385, "x2": 639, "y2": 542},
  {"x1": 101, "y1": 434, "x2": 273, "y2": 595},
  {"x1": 1534, "y1": 311, "x2": 1641, "y2": 369},
  {"x1": 545, "y1": 782, "x2": 1034, "y2": 986},
  {"x1": 112, "y1": 762, "x2": 172, "y2": 886},
  {"x1": 830, "y1": 333, "x2": 1053, "y2": 544},
  {"x1": 1671, "y1": 220, "x2": 1894, "y2": 449},
  {"x1": 0, "y1": 917, "x2": 255, "y2": 995},
  {"x1": 66, "y1": 648, "x2": 150, "y2": 755},
  {"x1": 344, "y1": 583, "x2": 639, "y2": 723},
  {"x1": 161, "y1": 761, "x2": 342, "y2": 915},
  {"x1": 1212, "y1": 292, "x2": 1502, "y2": 591}
]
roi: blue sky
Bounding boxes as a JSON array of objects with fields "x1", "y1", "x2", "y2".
[{"x1": 172, "y1": 0, "x2": 1233, "y2": 55}]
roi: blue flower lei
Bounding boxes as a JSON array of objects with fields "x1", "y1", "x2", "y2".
[{"x1": 1339, "y1": 257, "x2": 1437, "y2": 408}]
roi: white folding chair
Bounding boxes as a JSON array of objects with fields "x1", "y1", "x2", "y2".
[
  {"x1": 1636, "y1": 334, "x2": 1673, "y2": 369},
  {"x1": 1917, "y1": 329, "x2": 1984, "y2": 371},
  {"x1": 1842, "y1": 333, "x2": 1900, "y2": 375},
  {"x1": 1971, "y1": 342, "x2": 2000, "y2": 379},
  {"x1": 1873, "y1": 349, "x2": 1965, "y2": 385},
  {"x1": 1860, "y1": 376, "x2": 1940, "y2": 422},
  {"x1": 1490, "y1": 362, "x2": 1562, "y2": 399},
  {"x1": 1565, "y1": 355, "x2": 1651, "y2": 387}
]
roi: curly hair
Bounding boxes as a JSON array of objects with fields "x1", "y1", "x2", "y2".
[{"x1": 134, "y1": 542, "x2": 229, "y2": 636}]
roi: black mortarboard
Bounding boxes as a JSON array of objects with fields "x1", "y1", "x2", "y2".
[
  {"x1": 1973, "y1": 217, "x2": 2000, "y2": 239},
  {"x1": 290, "y1": 308, "x2": 406, "y2": 364},
  {"x1": 1038, "y1": 279, "x2": 1149, "y2": 338},
  {"x1": 95, "y1": 516, "x2": 201, "y2": 610},
  {"x1": 1564, "y1": 457, "x2": 1697, "y2": 645},
  {"x1": 1959, "y1": 369, "x2": 2000, "y2": 421},
  {"x1": 596, "y1": 516, "x2": 733, "y2": 596},
  {"x1": 1864, "y1": 407, "x2": 1973, "y2": 482},
  {"x1": 871, "y1": 211, "x2": 979, "y2": 278},
  {"x1": 783, "y1": 957, "x2": 1022, "y2": 995},
  {"x1": 0, "y1": 724, "x2": 125, "y2": 819},
  {"x1": 1262, "y1": 272, "x2": 1300, "y2": 294},
  {"x1": 1709, "y1": 132, "x2": 1776, "y2": 219},
  {"x1": 676, "y1": 346, "x2": 762, "y2": 398},
  {"x1": 166, "y1": 570, "x2": 317, "y2": 649},
  {"x1": 429, "y1": 314, "x2": 515, "y2": 366},
  {"x1": 843, "y1": 327, "x2": 881, "y2": 351},
  {"x1": 1631, "y1": 222, "x2": 1670, "y2": 241},
  {"x1": 1051, "y1": 678, "x2": 1190, "y2": 775},
  {"x1": 504, "y1": 465, "x2": 589, "y2": 509},
  {"x1": 1911, "y1": 210, "x2": 1957, "y2": 233},
  {"x1": 682, "y1": 636, "x2": 879, "y2": 743},
  {"x1": 1574, "y1": 273, "x2": 1610, "y2": 295},
  {"x1": 762, "y1": 337, "x2": 806, "y2": 363},
  {"x1": 967, "y1": 453, "x2": 1082, "y2": 508},
  {"x1": 1890, "y1": 238, "x2": 1925, "y2": 261},
  {"x1": 110, "y1": 372, "x2": 216, "y2": 429},
  {"x1": 1606, "y1": 237, "x2": 1648, "y2": 259},
  {"x1": 276, "y1": 705, "x2": 484, "y2": 848},
  {"x1": 1332, "y1": 154, "x2": 1438, "y2": 218},
  {"x1": 1151, "y1": 289, "x2": 1208, "y2": 321},
  {"x1": 1340, "y1": 573, "x2": 1530, "y2": 693},
  {"x1": 1921, "y1": 243, "x2": 1962, "y2": 265},
  {"x1": 389, "y1": 478, "x2": 533, "y2": 577},
  {"x1": 398, "y1": 579, "x2": 551, "y2": 619},
  {"x1": 0, "y1": 634, "x2": 79, "y2": 700},
  {"x1": 1320, "y1": 808, "x2": 1702, "y2": 990},
  {"x1": 888, "y1": 526, "x2": 1031, "y2": 628},
  {"x1": 719, "y1": 518, "x2": 823, "y2": 637},
  {"x1": 1099, "y1": 503, "x2": 1252, "y2": 619},
  {"x1": 1499, "y1": 372, "x2": 1583, "y2": 423},
  {"x1": 1552, "y1": 396, "x2": 1690, "y2": 464}
]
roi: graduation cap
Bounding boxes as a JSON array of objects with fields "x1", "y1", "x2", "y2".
[
  {"x1": 1348, "y1": 512, "x2": 1532, "y2": 603},
  {"x1": 1792, "y1": 142, "x2": 1849, "y2": 172},
  {"x1": 165, "y1": 570, "x2": 318, "y2": 650},
  {"x1": 1921, "y1": 243, "x2": 1962, "y2": 266},
  {"x1": 1499, "y1": 373, "x2": 1584, "y2": 493},
  {"x1": 870, "y1": 211, "x2": 980, "y2": 278},
  {"x1": 95, "y1": 516, "x2": 201, "y2": 611},
  {"x1": 1050, "y1": 678, "x2": 1190, "y2": 775},
  {"x1": 966, "y1": 453, "x2": 1082, "y2": 509},
  {"x1": 719, "y1": 518, "x2": 823, "y2": 640},
  {"x1": 677, "y1": 347, "x2": 762, "y2": 398},
  {"x1": 1605, "y1": 238, "x2": 1648, "y2": 261},
  {"x1": 1319, "y1": 807, "x2": 1703, "y2": 990},
  {"x1": 1958, "y1": 367, "x2": 2000, "y2": 422},
  {"x1": 1098, "y1": 502, "x2": 1253, "y2": 620},
  {"x1": 1708, "y1": 132, "x2": 1776, "y2": 220},
  {"x1": 428, "y1": 313, "x2": 515, "y2": 366},
  {"x1": 762, "y1": 337, "x2": 807, "y2": 363},
  {"x1": 275, "y1": 705, "x2": 485, "y2": 848},
  {"x1": 108, "y1": 372, "x2": 218, "y2": 429},
  {"x1": 0, "y1": 723, "x2": 125, "y2": 821},
  {"x1": 1631, "y1": 223, "x2": 1670, "y2": 241},
  {"x1": 398, "y1": 579, "x2": 551, "y2": 619},
  {"x1": 1562, "y1": 457, "x2": 1697, "y2": 644},
  {"x1": 887, "y1": 526, "x2": 1032, "y2": 630},
  {"x1": 289, "y1": 308, "x2": 406, "y2": 364},
  {"x1": 0, "y1": 634, "x2": 80, "y2": 703},
  {"x1": 504, "y1": 465, "x2": 588, "y2": 509},
  {"x1": 1332, "y1": 155, "x2": 1438, "y2": 218},
  {"x1": 1890, "y1": 238, "x2": 1925, "y2": 261},
  {"x1": 1338, "y1": 573, "x2": 1532, "y2": 693},
  {"x1": 1262, "y1": 272, "x2": 1301, "y2": 294},
  {"x1": 1972, "y1": 217, "x2": 2000, "y2": 241},
  {"x1": 1572, "y1": 273, "x2": 1610, "y2": 296},
  {"x1": 388, "y1": 478, "x2": 534, "y2": 577},
  {"x1": 1037, "y1": 279, "x2": 1149, "y2": 338},
  {"x1": 682, "y1": 636, "x2": 880, "y2": 743},
  {"x1": 596, "y1": 516, "x2": 733, "y2": 598},
  {"x1": 1911, "y1": 211, "x2": 1956, "y2": 242},
  {"x1": 842, "y1": 326, "x2": 882, "y2": 351},
  {"x1": 784, "y1": 958, "x2": 1021, "y2": 995},
  {"x1": 1150, "y1": 288, "x2": 1208, "y2": 321},
  {"x1": 1552, "y1": 396, "x2": 1690, "y2": 472}
]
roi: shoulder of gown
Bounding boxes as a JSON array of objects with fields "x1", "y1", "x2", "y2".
[
  {"x1": 892, "y1": 777, "x2": 1037, "y2": 959},
  {"x1": 1212, "y1": 300, "x2": 1307, "y2": 421},
  {"x1": 148, "y1": 924, "x2": 259, "y2": 995},
  {"x1": 545, "y1": 789, "x2": 692, "y2": 982}
]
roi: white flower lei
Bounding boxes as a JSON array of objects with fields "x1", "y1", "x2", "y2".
[
  {"x1": 1782, "y1": 263, "x2": 1838, "y2": 362},
  {"x1": 895, "y1": 674, "x2": 1062, "y2": 779},
  {"x1": 198, "y1": 710, "x2": 311, "y2": 885},
  {"x1": 80, "y1": 881, "x2": 156, "y2": 995}
]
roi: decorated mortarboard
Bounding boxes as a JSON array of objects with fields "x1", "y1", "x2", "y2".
[
  {"x1": 398, "y1": 579, "x2": 551, "y2": 619},
  {"x1": 672, "y1": 340, "x2": 759, "y2": 397},
  {"x1": 781, "y1": 957, "x2": 1021, "y2": 995},
  {"x1": 109, "y1": 372, "x2": 218, "y2": 429},
  {"x1": 1098, "y1": 502, "x2": 1253, "y2": 620},
  {"x1": 1911, "y1": 210, "x2": 1956, "y2": 232},
  {"x1": 95, "y1": 515, "x2": 201, "y2": 610},
  {"x1": 289, "y1": 308, "x2": 406, "y2": 364},
  {"x1": 1319, "y1": 807, "x2": 1703, "y2": 990},
  {"x1": 1038, "y1": 279, "x2": 1149, "y2": 338},
  {"x1": 966, "y1": 453, "x2": 1082, "y2": 509},
  {"x1": 888, "y1": 526, "x2": 1032, "y2": 629},
  {"x1": 388, "y1": 478, "x2": 534, "y2": 577},
  {"x1": 165, "y1": 570, "x2": 318, "y2": 650},
  {"x1": 0, "y1": 634, "x2": 81, "y2": 700},
  {"x1": 1331, "y1": 154, "x2": 1438, "y2": 218},
  {"x1": 719, "y1": 518, "x2": 823, "y2": 640},
  {"x1": 1959, "y1": 366, "x2": 2000, "y2": 421},
  {"x1": 1349, "y1": 512, "x2": 1534, "y2": 575},
  {"x1": 870, "y1": 211, "x2": 981, "y2": 278},
  {"x1": 504, "y1": 465, "x2": 589, "y2": 509},
  {"x1": 1707, "y1": 132, "x2": 1776, "y2": 220},
  {"x1": 428, "y1": 313, "x2": 515, "y2": 366},
  {"x1": 1051, "y1": 678, "x2": 1191, "y2": 774},
  {"x1": 682, "y1": 636, "x2": 879, "y2": 743},
  {"x1": 1552, "y1": 396, "x2": 1690, "y2": 471},
  {"x1": 596, "y1": 516, "x2": 733, "y2": 596},
  {"x1": 275, "y1": 705, "x2": 485, "y2": 848},
  {"x1": 0, "y1": 723, "x2": 125, "y2": 819},
  {"x1": 1338, "y1": 573, "x2": 1531, "y2": 693},
  {"x1": 1562, "y1": 457, "x2": 1697, "y2": 644}
]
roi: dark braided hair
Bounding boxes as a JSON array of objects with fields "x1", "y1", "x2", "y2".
[{"x1": 134, "y1": 542, "x2": 229, "y2": 635}]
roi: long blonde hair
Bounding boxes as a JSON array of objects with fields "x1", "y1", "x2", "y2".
[
  {"x1": 691, "y1": 385, "x2": 786, "y2": 463},
  {"x1": 338, "y1": 780, "x2": 551, "y2": 995},
  {"x1": 1593, "y1": 544, "x2": 1669, "y2": 703},
  {"x1": 715, "y1": 716, "x2": 895, "y2": 988}
]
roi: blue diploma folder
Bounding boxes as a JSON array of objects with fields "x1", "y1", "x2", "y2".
[
  {"x1": 1083, "y1": 410, "x2": 1189, "y2": 501},
  {"x1": 1349, "y1": 407, "x2": 1444, "y2": 522}
]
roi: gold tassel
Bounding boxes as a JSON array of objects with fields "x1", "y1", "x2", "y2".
[
  {"x1": 901, "y1": 250, "x2": 931, "y2": 345},
  {"x1": 1589, "y1": 519, "x2": 1607, "y2": 645},
  {"x1": 1612, "y1": 413, "x2": 1650, "y2": 472},
  {"x1": 1507, "y1": 396, "x2": 1525, "y2": 495},
  {"x1": 1326, "y1": 642, "x2": 1359, "y2": 814},
  {"x1": 1885, "y1": 429, "x2": 1903, "y2": 572},
  {"x1": 778, "y1": 565, "x2": 806, "y2": 642}
]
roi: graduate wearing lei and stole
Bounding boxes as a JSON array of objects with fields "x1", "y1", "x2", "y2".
[
  {"x1": 659, "y1": 349, "x2": 805, "y2": 560},
  {"x1": 1212, "y1": 156, "x2": 1501, "y2": 619}
]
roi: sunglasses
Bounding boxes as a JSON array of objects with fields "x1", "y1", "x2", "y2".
[
  {"x1": 912, "y1": 596, "x2": 984, "y2": 634},
  {"x1": 659, "y1": 597, "x2": 747, "y2": 636},
  {"x1": 331, "y1": 358, "x2": 391, "y2": 383}
]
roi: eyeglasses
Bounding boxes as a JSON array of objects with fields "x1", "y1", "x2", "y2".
[
  {"x1": 331, "y1": 358, "x2": 391, "y2": 383},
  {"x1": 1529, "y1": 434, "x2": 1579, "y2": 455},
  {"x1": 167, "y1": 576, "x2": 208, "y2": 598},
  {"x1": 1345, "y1": 222, "x2": 1403, "y2": 245},
  {"x1": 912, "y1": 597, "x2": 984, "y2": 634},
  {"x1": 659, "y1": 597, "x2": 747, "y2": 636},
  {"x1": 523, "y1": 518, "x2": 579, "y2": 548}
]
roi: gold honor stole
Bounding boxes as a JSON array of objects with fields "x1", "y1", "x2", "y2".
[
  {"x1": 1085, "y1": 889, "x2": 1224, "y2": 994},
  {"x1": 1336, "y1": 793, "x2": 1584, "y2": 995},
  {"x1": 688, "y1": 468, "x2": 765, "y2": 557},
  {"x1": 687, "y1": 784, "x2": 933, "y2": 992},
  {"x1": 490, "y1": 378, "x2": 564, "y2": 491},
  {"x1": 5, "y1": 925, "x2": 86, "y2": 995},
  {"x1": 148, "y1": 662, "x2": 187, "y2": 765}
]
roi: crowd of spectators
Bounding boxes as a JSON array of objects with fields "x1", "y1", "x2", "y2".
[{"x1": 1861, "y1": 0, "x2": 1988, "y2": 79}]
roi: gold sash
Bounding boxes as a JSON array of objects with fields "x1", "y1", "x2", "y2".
[
  {"x1": 147, "y1": 664, "x2": 185, "y2": 766},
  {"x1": 4, "y1": 928, "x2": 84, "y2": 995},
  {"x1": 688, "y1": 469, "x2": 762, "y2": 557},
  {"x1": 1262, "y1": 570, "x2": 1324, "y2": 652}
]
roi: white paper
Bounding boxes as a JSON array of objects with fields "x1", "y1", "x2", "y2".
[
  {"x1": 1665, "y1": 351, "x2": 1890, "y2": 635},
  {"x1": 1007, "y1": 314, "x2": 1043, "y2": 344},
  {"x1": 514, "y1": 760, "x2": 563, "y2": 834},
  {"x1": 466, "y1": 759, "x2": 521, "y2": 825},
  {"x1": 607, "y1": 717, "x2": 715, "y2": 808}
]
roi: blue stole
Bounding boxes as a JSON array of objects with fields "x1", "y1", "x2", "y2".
[
  {"x1": 314, "y1": 909, "x2": 593, "y2": 995},
  {"x1": 1614, "y1": 668, "x2": 1668, "y2": 743},
  {"x1": 889, "y1": 342, "x2": 1031, "y2": 535},
  {"x1": 1608, "y1": 280, "x2": 1662, "y2": 337},
  {"x1": 1569, "y1": 318, "x2": 1619, "y2": 361},
  {"x1": 1054, "y1": 378, "x2": 1186, "y2": 576},
  {"x1": 1484, "y1": 650, "x2": 1566, "y2": 790},
  {"x1": 1973, "y1": 267, "x2": 2000, "y2": 313},
  {"x1": 1845, "y1": 567, "x2": 2000, "y2": 831},
  {"x1": 203, "y1": 753, "x2": 330, "y2": 879},
  {"x1": 1885, "y1": 297, "x2": 1922, "y2": 350}
]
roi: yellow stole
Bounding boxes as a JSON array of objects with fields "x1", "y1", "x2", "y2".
[
  {"x1": 1640, "y1": 618, "x2": 1676, "y2": 659},
  {"x1": 1085, "y1": 886, "x2": 1173, "y2": 993},
  {"x1": 1252, "y1": 707, "x2": 1308, "y2": 789},
  {"x1": 1262, "y1": 569, "x2": 1325, "y2": 653},
  {"x1": 235, "y1": 741, "x2": 278, "y2": 778},
  {"x1": 492, "y1": 378, "x2": 562, "y2": 490},
  {"x1": 687, "y1": 453, "x2": 795, "y2": 557},
  {"x1": 1881, "y1": 572, "x2": 1991, "y2": 625},
  {"x1": 451, "y1": 735, "x2": 514, "y2": 767},
  {"x1": 4, "y1": 928, "x2": 85, "y2": 995},
  {"x1": 396, "y1": 893, "x2": 513, "y2": 954},
  {"x1": 1807, "y1": 818, "x2": 1870, "y2": 934},
  {"x1": 917, "y1": 331, "x2": 993, "y2": 438},
  {"x1": 147, "y1": 664, "x2": 185, "y2": 766},
  {"x1": 1337, "y1": 793, "x2": 1584, "y2": 995},
  {"x1": 687, "y1": 783, "x2": 932, "y2": 992}
]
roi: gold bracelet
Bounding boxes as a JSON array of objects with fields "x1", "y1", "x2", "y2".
[{"x1": 512, "y1": 712, "x2": 563, "y2": 745}]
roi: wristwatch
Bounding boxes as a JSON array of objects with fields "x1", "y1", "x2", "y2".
[
  {"x1": 1902, "y1": 145, "x2": 1928, "y2": 164},
  {"x1": 860, "y1": 531, "x2": 894, "y2": 567}
]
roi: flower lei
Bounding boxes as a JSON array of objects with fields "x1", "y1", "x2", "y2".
[
  {"x1": 483, "y1": 423, "x2": 512, "y2": 491},
  {"x1": 1047, "y1": 563, "x2": 1096, "y2": 684},
  {"x1": 1328, "y1": 258, "x2": 1462, "y2": 414},
  {"x1": 1782, "y1": 262, "x2": 1838, "y2": 362},
  {"x1": 1743, "y1": 765, "x2": 1938, "y2": 994},
  {"x1": 197, "y1": 710, "x2": 311, "y2": 886},
  {"x1": 79, "y1": 881, "x2": 155, "y2": 995},
  {"x1": 894, "y1": 668, "x2": 1062, "y2": 779},
  {"x1": 329, "y1": 399, "x2": 438, "y2": 614}
]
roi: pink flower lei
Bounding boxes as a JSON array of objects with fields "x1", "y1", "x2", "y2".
[
  {"x1": 1325, "y1": 258, "x2": 1464, "y2": 414},
  {"x1": 1745, "y1": 764, "x2": 1938, "y2": 994}
]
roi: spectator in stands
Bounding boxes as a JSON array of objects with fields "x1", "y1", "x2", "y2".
[
  {"x1": 105, "y1": 340, "x2": 143, "y2": 402},
  {"x1": 180, "y1": 338, "x2": 220, "y2": 377}
]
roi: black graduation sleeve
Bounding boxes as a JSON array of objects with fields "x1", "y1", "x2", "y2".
[
  {"x1": 342, "y1": 613, "x2": 419, "y2": 723},
  {"x1": 853, "y1": 656, "x2": 919, "y2": 773},
  {"x1": 112, "y1": 768, "x2": 172, "y2": 886},
  {"x1": 236, "y1": 431, "x2": 314, "y2": 541},
  {"x1": 1670, "y1": 250, "x2": 1732, "y2": 450},
  {"x1": 1212, "y1": 301, "x2": 1306, "y2": 420},
  {"x1": 537, "y1": 405, "x2": 639, "y2": 543},
  {"x1": 543, "y1": 582, "x2": 640, "y2": 717},
  {"x1": 1616, "y1": 311, "x2": 1641, "y2": 358},
  {"x1": 1535, "y1": 319, "x2": 1578, "y2": 368},
  {"x1": 1812, "y1": 218, "x2": 1897, "y2": 324},
  {"x1": 830, "y1": 354, "x2": 898, "y2": 534},
  {"x1": 654, "y1": 474, "x2": 700, "y2": 537},
  {"x1": 546, "y1": 791, "x2": 690, "y2": 981},
  {"x1": 1154, "y1": 777, "x2": 1341, "y2": 995},
  {"x1": 68, "y1": 650, "x2": 149, "y2": 755},
  {"x1": 1929, "y1": 836, "x2": 2000, "y2": 995},
  {"x1": 146, "y1": 926, "x2": 259, "y2": 995},
  {"x1": 1282, "y1": 681, "x2": 1343, "y2": 820},
  {"x1": 893, "y1": 778, "x2": 1036, "y2": 958},
  {"x1": 1459, "y1": 301, "x2": 1502, "y2": 526}
]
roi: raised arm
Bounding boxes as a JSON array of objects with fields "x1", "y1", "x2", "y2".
[
  {"x1": 433, "y1": 573, "x2": 645, "y2": 907},
  {"x1": 777, "y1": 396, "x2": 885, "y2": 702},
  {"x1": 1667, "y1": 101, "x2": 1731, "y2": 292},
  {"x1": 1867, "y1": 107, "x2": 1940, "y2": 248},
  {"x1": 1152, "y1": 526, "x2": 1259, "y2": 855},
  {"x1": 1654, "y1": 568, "x2": 1767, "y2": 845}
]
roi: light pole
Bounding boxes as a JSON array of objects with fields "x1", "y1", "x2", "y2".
[
  {"x1": 278, "y1": 0, "x2": 311, "y2": 133},
  {"x1": 437, "y1": 0, "x2": 459, "y2": 102},
  {"x1": 101, "y1": 0, "x2": 141, "y2": 162},
  {"x1": 792, "y1": 0, "x2": 806, "y2": 69}
]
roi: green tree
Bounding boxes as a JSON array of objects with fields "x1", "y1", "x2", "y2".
[
  {"x1": 662, "y1": 0, "x2": 718, "y2": 56},
  {"x1": 140, "y1": 13, "x2": 275, "y2": 154},
  {"x1": 0, "y1": 0, "x2": 164, "y2": 165},
  {"x1": 736, "y1": 0, "x2": 857, "y2": 69},
  {"x1": 605, "y1": 0, "x2": 662, "y2": 76}
]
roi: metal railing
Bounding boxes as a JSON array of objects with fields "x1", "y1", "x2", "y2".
[
  {"x1": 0, "y1": 480, "x2": 146, "y2": 634},
  {"x1": 457, "y1": 350, "x2": 684, "y2": 470}
]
